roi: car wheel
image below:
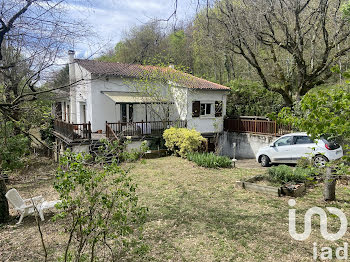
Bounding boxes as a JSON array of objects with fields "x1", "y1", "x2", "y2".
[
  {"x1": 260, "y1": 155, "x2": 270, "y2": 167},
  {"x1": 313, "y1": 155, "x2": 329, "y2": 168}
]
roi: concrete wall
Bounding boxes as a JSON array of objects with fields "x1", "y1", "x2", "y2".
[{"x1": 219, "y1": 132, "x2": 277, "y2": 159}]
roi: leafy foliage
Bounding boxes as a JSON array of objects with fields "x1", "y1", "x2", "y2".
[
  {"x1": 95, "y1": 139, "x2": 148, "y2": 165},
  {"x1": 278, "y1": 88, "x2": 350, "y2": 141},
  {"x1": 227, "y1": 79, "x2": 285, "y2": 117},
  {"x1": 278, "y1": 87, "x2": 350, "y2": 172},
  {"x1": 187, "y1": 152, "x2": 232, "y2": 168},
  {"x1": 0, "y1": 122, "x2": 30, "y2": 171},
  {"x1": 54, "y1": 148, "x2": 148, "y2": 261},
  {"x1": 267, "y1": 165, "x2": 313, "y2": 184},
  {"x1": 163, "y1": 127, "x2": 206, "y2": 157}
]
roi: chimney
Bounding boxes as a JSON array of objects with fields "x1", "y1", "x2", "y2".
[
  {"x1": 68, "y1": 50, "x2": 76, "y2": 84},
  {"x1": 68, "y1": 50, "x2": 75, "y2": 64}
]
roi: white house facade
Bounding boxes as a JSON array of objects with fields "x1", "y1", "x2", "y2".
[{"x1": 53, "y1": 51, "x2": 230, "y2": 142}]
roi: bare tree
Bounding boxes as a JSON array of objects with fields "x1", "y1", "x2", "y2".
[
  {"x1": 0, "y1": 0, "x2": 89, "y2": 222},
  {"x1": 0, "y1": 0, "x2": 88, "y2": 128},
  {"x1": 209, "y1": 0, "x2": 350, "y2": 106}
]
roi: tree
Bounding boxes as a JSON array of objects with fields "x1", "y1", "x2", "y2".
[
  {"x1": 99, "y1": 21, "x2": 167, "y2": 65},
  {"x1": 227, "y1": 79, "x2": 284, "y2": 117},
  {"x1": 125, "y1": 65, "x2": 191, "y2": 126},
  {"x1": 209, "y1": 0, "x2": 350, "y2": 106},
  {"x1": 0, "y1": 0, "x2": 87, "y2": 223},
  {"x1": 0, "y1": 0, "x2": 87, "y2": 128},
  {"x1": 54, "y1": 142, "x2": 147, "y2": 261},
  {"x1": 278, "y1": 87, "x2": 350, "y2": 200}
]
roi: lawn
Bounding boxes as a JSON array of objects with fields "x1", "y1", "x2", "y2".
[{"x1": 1, "y1": 156, "x2": 350, "y2": 261}]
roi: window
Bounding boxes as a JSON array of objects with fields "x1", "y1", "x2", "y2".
[
  {"x1": 55, "y1": 102, "x2": 62, "y2": 120},
  {"x1": 215, "y1": 101, "x2": 223, "y2": 117},
  {"x1": 275, "y1": 136, "x2": 292, "y2": 147},
  {"x1": 294, "y1": 136, "x2": 314, "y2": 145},
  {"x1": 200, "y1": 103, "x2": 212, "y2": 116}
]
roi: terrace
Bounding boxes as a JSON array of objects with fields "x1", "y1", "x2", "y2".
[{"x1": 53, "y1": 119, "x2": 187, "y2": 143}]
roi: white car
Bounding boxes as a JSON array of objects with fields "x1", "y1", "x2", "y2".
[{"x1": 256, "y1": 132, "x2": 343, "y2": 167}]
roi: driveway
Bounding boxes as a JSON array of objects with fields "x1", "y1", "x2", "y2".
[{"x1": 235, "y1": 159, "x2": 265, "y2": 169}]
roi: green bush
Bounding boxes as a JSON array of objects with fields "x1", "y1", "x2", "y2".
[
  {"x1": 267, "y1": 165, "x2": 313, "y2": 184},
  {"x1": 0, "y1": 134, "x2": 30, "y2": 171},
  {"x1": 187, "y1": 152, "x2": 232, "y2": 168},
  {"x1": 163, "y1": 127, "x2": 206, "y2": 157},
  {"x1": 54, "y1": 149, "x2": 148, "y2": 261}
]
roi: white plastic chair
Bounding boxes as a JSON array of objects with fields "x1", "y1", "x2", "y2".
[{"x1": 5, "y1": 188, "x2": 61, "y2": 224}]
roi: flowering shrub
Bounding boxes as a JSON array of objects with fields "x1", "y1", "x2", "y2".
[{"x1": 163, "y1": 127, "x2": 206, "y2": 157}]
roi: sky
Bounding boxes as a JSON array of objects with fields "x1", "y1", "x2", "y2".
[{"x1": 64, "y1": 0, "x2": 199, "y2": 60}]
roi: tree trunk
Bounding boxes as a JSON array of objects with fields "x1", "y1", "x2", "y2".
[
  {"x1": 0, "y1": 177, "x2": 9, "y2": 223},
  {"x1": 324, "y1": 167, "x2": 336, "y2": 201}
]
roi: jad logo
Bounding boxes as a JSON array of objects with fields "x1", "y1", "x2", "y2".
[{"x1": 288, "y1": 199, "x2": 348, "y2": 260}]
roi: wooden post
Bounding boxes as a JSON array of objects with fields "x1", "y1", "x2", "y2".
[
  {"x1": 88, "y1": 121, "x2": 91, "y2": 140},
  {"x1": 274, "y1": 121, "x2": 277, "y2": 137},
  {"x1": 141, "y1": 120, "x2": 144, "y2": 135},
  {"x1": 145, "y1": 104, "x2": 148, "y2": 123},
  {"x1": 254, "y1": 118, "x2": 257, "y2": 134}
]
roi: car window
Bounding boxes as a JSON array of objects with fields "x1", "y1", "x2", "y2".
[
  {"x1": 275, "y1": 136, "x2": 292, "y2": 147},
  {"x1": 294, "y1": 136, "x2": 314, "y2": 145}
]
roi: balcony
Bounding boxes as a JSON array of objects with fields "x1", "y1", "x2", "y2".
[{"x1": 53, "y1": 119, "x2": 187, "y2": 143}]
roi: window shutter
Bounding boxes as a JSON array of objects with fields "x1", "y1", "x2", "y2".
[
  {"x1": 192, "y1": 101, "x2": 200, "y2": 117},
  {"x1": 215, "y1": 101, "x2": 222, "y2": 117}
]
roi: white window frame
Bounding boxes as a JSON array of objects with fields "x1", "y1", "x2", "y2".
[{"x1": 200, "y1": 102, "x2": 214, "y2": 117}]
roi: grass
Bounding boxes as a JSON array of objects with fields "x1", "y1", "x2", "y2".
[{"x1": 1, "y1": 156, "x2": 350, "y2": 261}]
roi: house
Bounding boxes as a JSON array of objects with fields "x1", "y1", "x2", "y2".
[{"x1": 52, "y1": 50, "x2": 230, "y2": 155}]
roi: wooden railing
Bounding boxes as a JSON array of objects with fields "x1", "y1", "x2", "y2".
[
  {"x1": 224, "y1": 118, "x2": 293, "y2": 136},
  {"x1": 106, "y1": 122, "x2": 118, "y2": 141},
  {"x1": 107, "y1": 120, "x2": 187, "y2": 137},
  {"x1": 54, "y1": 120, "x2": 91, "y2": 141}
]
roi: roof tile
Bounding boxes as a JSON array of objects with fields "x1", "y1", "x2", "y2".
[{"x1": 75, "y1": 59, "x2": 230, "y2": 91}]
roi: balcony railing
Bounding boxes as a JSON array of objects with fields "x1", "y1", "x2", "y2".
[
  {"x1": 54, "y1": 120, "x2": 186, "y2": 142},
  {"x1": 224, "y1": 118, "x2": 293, "y2": 136},
  {"x1": 106, "y1": 120, "x2": 187, "y2": 137},
  {"x1": 54, "y1": 120, "x2": 91, "y2": 141}
]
